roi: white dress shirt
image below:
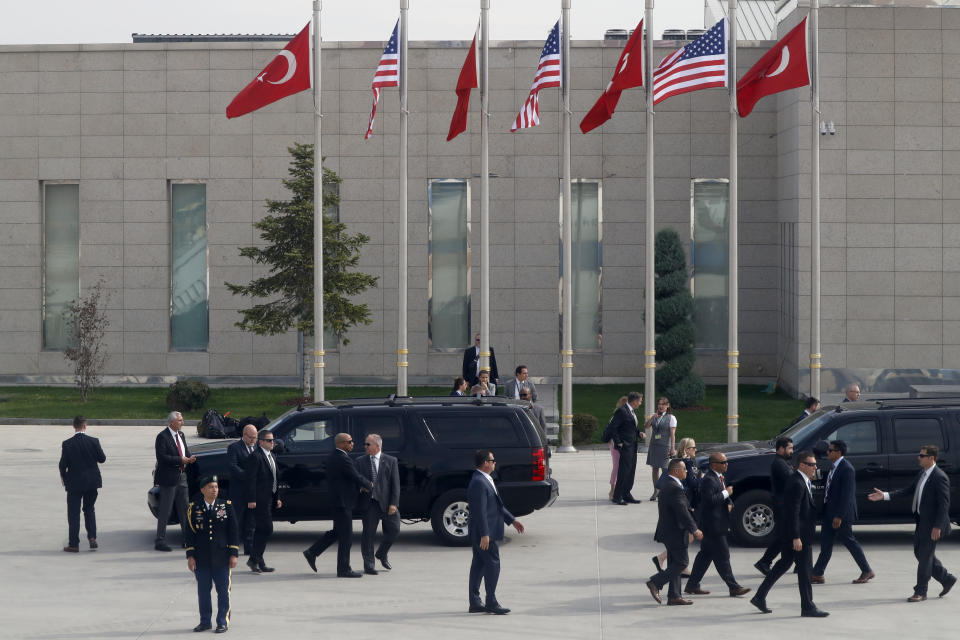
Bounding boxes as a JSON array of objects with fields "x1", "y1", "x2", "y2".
[{"x1": 478, "y1": 469, "x2": 498, "y2": 494}]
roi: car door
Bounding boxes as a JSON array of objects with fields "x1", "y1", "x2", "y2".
[
  {"x1": 886, "y1": 413, "x2": 949, "y2": 518},
  {"x1": 819, "y1": 417, "x2": 888, "y2": 519},
  {"x1": 270, "y1": 410, "x2": 339, "y2": 521}
]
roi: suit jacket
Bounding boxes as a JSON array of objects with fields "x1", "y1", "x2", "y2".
[
  {"x1": 467, "y1": 470, "x2": 514, "y2": 542},
  {"x1": 891, "y1": 465, "x2": 952, "y2": 537},
  {"x1": 226, "y1": 439, "x2": 254, "y2": 502},
  {"x1": 606, "y1": 404, "x2": 640, "y2": 448},
  {"x1": 59, "y1": 432, "x2": 106, "y2": 492},
  {"x1": 654, "y1": 478, "x2": 699, "y2": 547},
  {"x1": 154, "y1": 428, "x2": 191, "y2": 487},
  {"x1": 328, "y1": 448, "x2": 373, "y2": 511},
  {"x1": 461, "y1": 345, "x2": 499, "y2": 386},
  {"x1": 185, "y1": 498, "x2": 239, "y2": 568},
  {"x1": 770, "y1": 455, "x2": 793, "y2": 510},
  {"x1": 696, "y1": 471, "x2": 733, "y2": 534},
  {"x1": 822, "y1": 457, "x2": 857, "y2": 522},
  {"x1": 355, "y1": 453, "x2": 400, "y2": 511},
  {"x1": 787, "y1": 410, "x2": 812, "y2": 429},
  {"x1": 503, "y1": 378, "x2": 538, "y2": 403},
  {"x1": 449, "y1": 390, "x2": 464, "y2": 396},
  {"x1": 244, "y1": 447, "x2": 279, "y2": 507},
  {"x1": 782, "y1": 471, "x2": 816, "y2": 543}
]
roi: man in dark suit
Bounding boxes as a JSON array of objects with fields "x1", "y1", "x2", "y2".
[
  {"x1": 303, "y1": 432, "x2": 374, "y2": 577},
  {"x1": 244, "y1": 429, "x2": 282, "y2": 573},
  {"x1": 462, "y1": 333, "x2": 499, "y2": 386},
  {"x1": 608, "y1": 391, "x2": 644, "y2": 505},
  {"x1": 467, "y1": 449, "x2": 525, "y2": 614},
  {"x1": 684, "y1": 452, "x2": 750, "y2": 597},
  {"x1": 185, "y1": 475, "x2": 239, "y2": 634},
  {"x1": 869, "y1": 445, "x2": 957, "y2": 602},
  {"x1": 750, "y1": 451, "x2": 829, "y2": 617},
  {"x1": 812, "y1": 440, "x2": 874, "y2": 584},
  {"x1": 784, "y1": 397, "x2": 819, "y2": 432},
  {"x1": 356, "y1": 433, "x2": 401, "y2": 574},
  {"x1": 154, "y1": 411, "x2": 197, "y2": 551},
  {"x1": 645, "y1": 459, "x2": 703, "y2": 605},
  {"x1": 755, "y1": 437, "x2": 794, "y2": 575},
  {"x1": 450, "y1": 377, "x2": 468, "y2": 396},
  {"x1": 59, "y1": 415, "x2": 106, "y2": 552},
  {"x1": 226, "y1": 424, "x2": 258, "y2": 555}
]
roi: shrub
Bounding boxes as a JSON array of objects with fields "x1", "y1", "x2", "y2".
[
  {"x1": 63, "y1": 280, "x2": 110, "y2": 403},
  {"x1": 572, "y1": 413, "x2": 599, "y2": 445},
  {"x1": 166, "y1": 379, "x2": 211, "y2": 411}
]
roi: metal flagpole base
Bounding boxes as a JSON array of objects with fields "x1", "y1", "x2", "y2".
[{"x1": 555, "y1": 416, "x2": 577, "y2": 453}]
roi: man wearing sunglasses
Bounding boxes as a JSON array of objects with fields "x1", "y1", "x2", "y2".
[
  {"x1": 462, "y1": 333, "x2": 500, "y2": 387},
  {"x1": 869, "y1": 445, "x2": 956, "y2": 602}
]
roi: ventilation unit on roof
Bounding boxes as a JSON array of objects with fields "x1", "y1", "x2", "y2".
[
  {"x1": 604, "y1": 29, "x2": 628, "y2": 40},
  {"x1": 686, "y1": 29, "x2": 707, "y2": 40},
  {"x1": 663, "y1": 29, "x2": 687, "y2": 41}
]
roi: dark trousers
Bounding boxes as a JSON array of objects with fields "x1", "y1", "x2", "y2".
[
  {"x1": 650, "y1": 544, "x2": 689, "y2": 599},
  {"x1": 687, "y1": 531, "x2": 740, "y2": 589},
  {"x1": 250, "y1": 503, "x2": 274, "y2": 564},
  {"x1": 469, "y1": 539, "x2": 501, "y2": 605},
  {"x1": 306, "y1": 507, "x2": 353, "y2": 573},
  {"x1": 66, "y1": 488, "x2": 98, "y2": 547},
  {"x1": 360, "y1": 500, "x2": 400, "y2": 569},
  {"x1": 813, "y1": 518, "x2": 871, "y2": 575},
  {"x1": 913, "y1": 531, "x2": 951, "y2": 596},
  {"x1": 195, "y1": 564, "x2": 231, "y2": 627},
  {"x1": 235, "y1": 505, "x2": 255, "y2": 555},
  {"x1": 612, "y1": 443, "x2": 638, "y2": 501},
  {"x1": 155, "y1": 474, "x2": 189, "y2": 543},
  {"x1": 758, "y1": 505, "x2": 783, "y2": 566},
  {"x1": 755, "y1": 539, "x2": 815, "y2": 612}
]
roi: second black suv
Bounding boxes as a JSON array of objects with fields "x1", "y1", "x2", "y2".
[{"x1": 148, "y1": 396, "x2": 559, "y2": 545}]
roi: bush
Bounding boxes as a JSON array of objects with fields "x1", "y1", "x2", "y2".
[
  {"x1": 572, "y1": 413, "x2": 599, "y2": 445},
  {"x1": 166, "y1": 379, "x2": 211, "y2": 411}
]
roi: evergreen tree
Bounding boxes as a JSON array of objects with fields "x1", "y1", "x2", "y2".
[
  {"x1": 226, "y1": 143, "x2": 378, "y2": 344},
  {"x1": 653, "y1": 229, "x2": 705, "y2": 407}
]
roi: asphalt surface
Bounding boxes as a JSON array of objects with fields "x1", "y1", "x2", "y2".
[{"x1": 2, "y1": 424, "x2": 958, "y2": 639}]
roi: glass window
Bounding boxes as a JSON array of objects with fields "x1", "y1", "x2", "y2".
[
  {"x1": 562, "y1": 180, "x2": 602, "y2": 350},
  {"x1": 423, "y1": 414, "x2": 520, "y2": 447},
  {"x1": 893, "y1": 417, "x2": 945, "y2": 453},
  {"x1": 322, "y1": 180, "x2": 339, "y2": 352},
  {"x1": 280, "y1": 415, "x2": 337, "y2": 453},
  {"x1": 826, "y1": 420, "x2": 879, "y2": 455},
  {"x1": 43, "y1": 183, "x2": 80, "y2": 350},
  {"x1": 691, "y1": 179, "x2": 729, "y2": 350},
  {"x1": 351, "y1": 413, "x2": 404, "y2": 451},
  {"x1": 170, "y1": 183, "x2": 208, "y2": 350},
  {"x1": 428, "y1": 180, "x2": 470, "y2": 350}
]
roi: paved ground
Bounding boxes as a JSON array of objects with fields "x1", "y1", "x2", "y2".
[{"x1": 2, "y1": 424, "x2": 958, "y2": 639}]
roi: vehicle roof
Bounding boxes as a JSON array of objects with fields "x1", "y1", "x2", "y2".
[{"x1": 298, "y1": 396, "x2": 532, "y2": 410}]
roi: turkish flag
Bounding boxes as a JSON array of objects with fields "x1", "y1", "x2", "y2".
[
  {"x1": 447, "y1": 26, "x2": 479, "y2": 141},
  {"x1": 737, "y1": 17, "x2": 809, "y2": 117},
  {"x1": 226, "y1": 23, "x2": 312, "y2": 119},
  {"x1": 580, "y1": 19, "x2": 644, "y2": 134}
]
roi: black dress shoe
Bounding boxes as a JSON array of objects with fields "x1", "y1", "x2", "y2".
[
  {"x1": 940, "y1": 575, "x2": 957, "y2": 598},
  {"x1": 258, "y1": 563, "x2": 275, "y2": 573},
  {"x1": 624, "y1": 498, "x2": 642, "y2": 504},
  {"x1": 613, "y1": 499, "x2": 628, "y2": 505},
  {"x1": 468, "y1": 603, "x2": 487, "y2": 613},
  {"x1": 303, "y1": 550, "x2": 318, "y2": 573},
  {"x1": 364, "y1": 567, "x2": 379, "y2": 575},
  {"x1": 750, "y1": 596, "x2": 772, "y2": 613},
  {"x1": 375, "y1": 552, "x2": 392, "y2": 570},
  {"x1": 246, "y1": 557, "x2": 261, "y2": 573},
  {"x1": 754, "y1": 561, "x2": 770, "y2": 576},
  {"x1": 337, "y1": 570, "x2": 363, "y2": 578},
  {"x1": 88, "y1": 538, "x2": 98, "y2": 550},
  {"x1": 193, "y1": 622, "x2": 212, "y2": 632},
  {"x1": 155, "y1": 542, "x2": 172, "y2": 552},
  {"x1": 485, "y1": 603, "x2": 510, "y2": 615},
  {"x1": 215, "y1": 625, "x2": 227, "y2": 634},
  {"x1": 801, "y1": 608, "x2": 830, "y2": 617}
]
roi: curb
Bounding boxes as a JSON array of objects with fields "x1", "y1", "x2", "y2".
[{"x1": 0, "y1": 418, "x2": 171, "y2": 426}]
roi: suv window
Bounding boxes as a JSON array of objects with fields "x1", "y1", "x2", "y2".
[
  {"x1": 423, "y1": 413, "x2": 522, "y2": 447},
  {"x1": 280, "y1": 415, "x2": 337, "y2": 453},
  {"x1": 352, "y1": 413, "x2": 404, "y2": 451},
  {"x1": 893, "y1": 417, "x2": 945, "y2": 453},
  {"x1": 826, "y1": 419, "x2": 879, "y2": 454}
]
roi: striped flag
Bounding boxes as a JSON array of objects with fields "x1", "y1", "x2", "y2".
[
  {"x1": 652, "y1": 18, "x2": 727, "y2": 106},
  {"x1": 365, "y1": 19, "x2": 400, "y2": 140},
  {"x1": 511, "y1": 20, "x2": 561, "y2": 132}
]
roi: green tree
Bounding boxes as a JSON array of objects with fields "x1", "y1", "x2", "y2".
[
  {"x1": 226, "y1": 143, "x2": 378, "y2": 344},
  {"x1": 653, "y1": 229, "x2": 704, "y2": 407}
]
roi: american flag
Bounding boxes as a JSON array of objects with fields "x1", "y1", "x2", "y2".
[
  {"x1": 652, "y1": 18, "x2": 727, "y2": 106},
  {"x1": 365, "y1": 20, "x2": 399, "y2": 139},
  {"x1": 511, "y1": 20, "x2": 561, "y2": 132}
]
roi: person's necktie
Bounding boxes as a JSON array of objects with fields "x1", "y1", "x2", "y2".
[
  {"x1": 175, "y1": 433, "x2": 185, "y2": 471},
  {"x1": 266, "y1": 452, "x2": 277, "y2": 493},
  {"x1": 370, "y1": 456, "x2": 378, "y2": 485},
  {"x1": 825, "y1": 466, "x2": 835, "y2": 501},
  {"x1": 912, "y1": 473, "x2": 924, "y2": 513}
]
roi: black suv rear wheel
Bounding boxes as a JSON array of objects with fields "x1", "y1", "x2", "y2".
[
  {"x1": 431, "y1": 489, "x2": 471, "y2": 546},
  {"x1": 730, "y1": 489, "x2": 776, "y2": 547}
]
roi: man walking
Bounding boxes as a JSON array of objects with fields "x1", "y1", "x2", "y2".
[
  {"x1": 356, "y1": 433, "x2": 401, "y2": 574},
  {"x1": 812, "y1": 440, "x2": 874, "y2": 584},
  {"x1": 59, "y1": 415, "x2": 106, "y2": 552},
  {"x1": 755, "y1": 437, "x2": 794, "y2": 575},
  {"x1": 244, "y1": 429, "x2": 282, "y2": 573},
  {"x1": 154, "y1": 411, "x2": 196, "y2": 551},
  {"x1": 226, "y1": 424, "x2": 258, "y2": 555},
  {"x1": 869, "y1": 445, "x2": 957, "y2": 602},
  {"x1": 608, "y1": 391, "x2": 643, "y2": 505}
]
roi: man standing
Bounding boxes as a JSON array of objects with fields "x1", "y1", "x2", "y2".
[
  {"x1": 755, "y1": 437, "x2": 794, "y2": 575},
  {"x1": 462, "y1": 333, "x2": 499, "y2": 387},
  {"x1": 185, "y1": 476, "x2": 239, "y2": 634},
  {"x1": 842, "y1": 384, "x2": 861, "y2": 402},
  {"x1": 785, "y1": 397, "x2": 819, "y2": 430},
  {"x1": 467, "y1": 449, "x2": 524, "y2": 614},
  {"x1": 450, "y1": 377, "x2": 468, "y2": 396},
  {"x1": 504, "y1": 365, "x2": 537, "y2": 402},
  {"x1": 812, "y1": 440, "x2": 874, "y2": 584},
  {"x1": 356, "y1": 434, "x2": 401, "y2": 574},
  {"x1": 226, "y1": 424, "x2": 258, "y2": 555},
  {"x1": 519, "y1": 388, "x2": 548, "y2": 432},
  {"x1": 869, "y1": 445, "x2": 957, "y2": 602},
  {"x1": 608, "y1": 391, "x2": 643, "y2": 505},
  {"x1": 645, "y1": 459, "x2": 703, "y2": 605},
  {"x1": 244, "y1": 429, "x2": 282, "y2": 573},
  {"x1": 750, "y1": 451, "x2": 829, "y2": 617},
  {"x1": 154, "y1": 411, "x2": 197, "y2": 552},
  {"x1": 684, "y1": 452, "x2": 750, "y2": 597},
  {"x1": 303, "y1": 433, "x2": 373, "y2": 577},
  {"x1": 59, "y1": 415, "x2": 106, "y2": 552}
]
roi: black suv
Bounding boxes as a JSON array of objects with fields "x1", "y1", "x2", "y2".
[
  {"x1": 148, "y1": 396, "x2": 559, "y2": 545},
  {"x1": 702, "y1": 398, "x2": 960, "y2": 546}
]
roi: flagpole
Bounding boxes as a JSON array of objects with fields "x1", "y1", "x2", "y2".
[
  {"x1": 312, "y1": 0, "x2": 325, "y2": 402},
  {"x1": 810, "y1": 0, "x2": 821, "y2": 399},
  {"x1": 558, "y1": 0, "x2": 576, "y2": 453},
  {"x1": 479, "y1": 0, "x2": 491, "y2": 380},
  {"x1": 644, "y1": 0, "x2": 656, "y2": 424},
  {"x1": 398, "y1": 0, "x2": 409, "y2": 396},
  {"x1": 727, "y1": 2, "x2": 739, "y2": 442}
]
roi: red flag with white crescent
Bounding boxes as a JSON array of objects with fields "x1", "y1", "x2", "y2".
[
  {"x1": 580, "y1": 19, "x2": 643, "y2": 134},
  {"x1": 226, "y1": 23, "x2": 312, "y2": 119},
  {"x1": 737, "y1": 17, "x2": 809, "y2": 117}
]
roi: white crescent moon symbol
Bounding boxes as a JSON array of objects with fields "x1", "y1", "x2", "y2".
[
  {"x1": 267, "y1": 50, "x2": 297, "y2": 85},
  {"x1": 767, "y1": 47, "x2": 790, "y2": 78}
]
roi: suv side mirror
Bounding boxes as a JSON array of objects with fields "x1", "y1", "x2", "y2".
[
  {"x1": 272, "y1": 438, "x2": 285, "y2": 454},
  {"x1": 812, "y1": 440, "x2": 829, "y2": 457}
]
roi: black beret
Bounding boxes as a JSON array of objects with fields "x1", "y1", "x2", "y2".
[{"x1": 198, "y1": 475, "x2": 218, "y2": 488}]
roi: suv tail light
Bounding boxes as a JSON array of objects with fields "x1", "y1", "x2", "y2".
[{"x1": 531, "y1": 447, "x2": 545, "y2": 481}]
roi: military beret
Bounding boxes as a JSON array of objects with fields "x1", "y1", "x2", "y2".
[{"x1": 198, "y1": 475, "x2": 218, "y2": 488}]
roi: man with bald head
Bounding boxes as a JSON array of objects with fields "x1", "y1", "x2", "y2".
[
  {"x1": 154, "y1": 411, "x2": 197, "y2": 551},
  {"x1": 226, "y1": 424, "x2": 259, "y2": 555},
  {"x1": 303, "y1": 433, "x2": 374, "y2": 577}
]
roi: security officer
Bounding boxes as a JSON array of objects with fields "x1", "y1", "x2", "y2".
[{"x1": 185, "y1": 476, "x2": 239, "y2": 634}]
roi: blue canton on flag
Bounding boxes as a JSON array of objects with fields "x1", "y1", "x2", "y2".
[
  {"x1": 366, "y1": 19, "x2": 400, "y2": 139},
  {"x1": 652, "y1": 17, "x2": 727, "y2": 105},
  {"x1": 511, "y1": 20, "x2": 562, "y2": 131}
]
